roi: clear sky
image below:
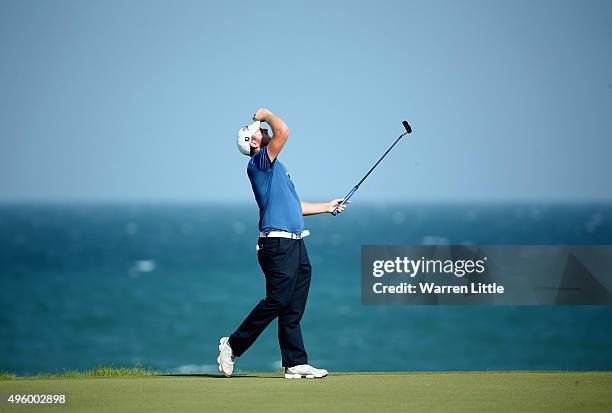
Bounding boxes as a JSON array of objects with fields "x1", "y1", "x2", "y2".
[{"x1": 1, "y1": 0, "x2": 611, "y2": 203}]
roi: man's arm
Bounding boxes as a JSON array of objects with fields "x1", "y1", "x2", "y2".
[
  {"x1": 301, "y1": 199, "x2": 350, "y2": 216},
  {"x1": 253, "y1": 108, "x2": 290, "y2": 162}
]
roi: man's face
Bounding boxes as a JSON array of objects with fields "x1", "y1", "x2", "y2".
[{"x1": 249, "y1": 128, "x2": 270, "y2": 155}]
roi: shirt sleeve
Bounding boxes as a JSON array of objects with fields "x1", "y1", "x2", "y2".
[{"x1": 252, "y1": 146, "x2": 273, "y2": 171}]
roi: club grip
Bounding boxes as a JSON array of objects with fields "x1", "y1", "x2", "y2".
[
  {"x1": 331, "y1": 200, "x2": 345, "y2": 216},
  {"x1": 331, "y1": 187, "x2": 357, "y2": 216}
]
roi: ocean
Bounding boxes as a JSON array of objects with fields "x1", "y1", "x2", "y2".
[{"x1": 1, "y1": 202, "x2": 611, "y2": 375}]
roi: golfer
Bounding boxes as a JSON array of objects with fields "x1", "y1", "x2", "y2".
[{"x1": 217, "y1": 108, "x2": 348, "y2": 379}]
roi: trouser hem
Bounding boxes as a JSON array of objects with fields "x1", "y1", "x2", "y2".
[{"x1": 283, "y1": 360, "x2": 308, "y2": 368}]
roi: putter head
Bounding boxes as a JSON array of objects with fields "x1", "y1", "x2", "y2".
[{"x1": 402, "y1": 121, "x2": 412, "y2": 134}]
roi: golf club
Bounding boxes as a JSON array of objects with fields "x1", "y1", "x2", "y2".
[{"x1": 331, "y1": 120, "x2": 412, "y2": 216}]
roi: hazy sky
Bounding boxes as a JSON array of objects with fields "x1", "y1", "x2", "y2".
[{"x1": 1, "y1": 0, "x2": 611, "y2": 203}]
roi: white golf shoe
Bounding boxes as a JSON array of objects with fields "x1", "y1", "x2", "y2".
[
  {"x1": 217, "y1": 337, "x2": 235, "y2": 377},
  {"x1": 284, "y1": 364, "x2": 328, "y2": 379}
]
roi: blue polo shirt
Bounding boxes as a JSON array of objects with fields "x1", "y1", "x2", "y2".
[{"x1": 247, "y1": 146, "x2": 304, "y2": 234}]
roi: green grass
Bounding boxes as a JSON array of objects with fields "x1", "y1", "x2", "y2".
[
  {"x1": 1, "y1": 370, "x2": 611, "y2": 413},
  {"x1": 0, "y1": 365, "x2": 160, "y2": 380}
]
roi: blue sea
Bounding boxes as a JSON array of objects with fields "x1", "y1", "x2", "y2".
[{"x1": 1, "y1": 202, "x2": 611, "y2": 375}]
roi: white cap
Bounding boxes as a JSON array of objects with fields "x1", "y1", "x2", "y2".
[{"x1": 236, "y1": 120, "x2": 261, "y2": 156}]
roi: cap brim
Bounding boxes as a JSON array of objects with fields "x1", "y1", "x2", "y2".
[{"x1": 246, "y1": 120, "x2": 261, "y2": 136}]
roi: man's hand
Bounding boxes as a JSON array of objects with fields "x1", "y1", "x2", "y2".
[
  {"x1": 253, "y1": 108, "x2": 270, "y2": 122},
  {"x1": 326, "y1": 198, "x2": 351, "y2": 214}
]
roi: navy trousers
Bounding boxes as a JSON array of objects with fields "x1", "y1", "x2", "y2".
[{"x1": 228, "y1": 237, "x2": 312, "y2": 367}]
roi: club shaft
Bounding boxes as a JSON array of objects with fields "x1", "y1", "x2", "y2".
[
  {"x1": 355, "y1": 131, "x2": 408, "y2": 188},
  {"x1": 332, "y1": 129, "x2": 409, "y2": 216},
  {"x1": 332, "y1": 122, "x2": 411, "y2": 216}
]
